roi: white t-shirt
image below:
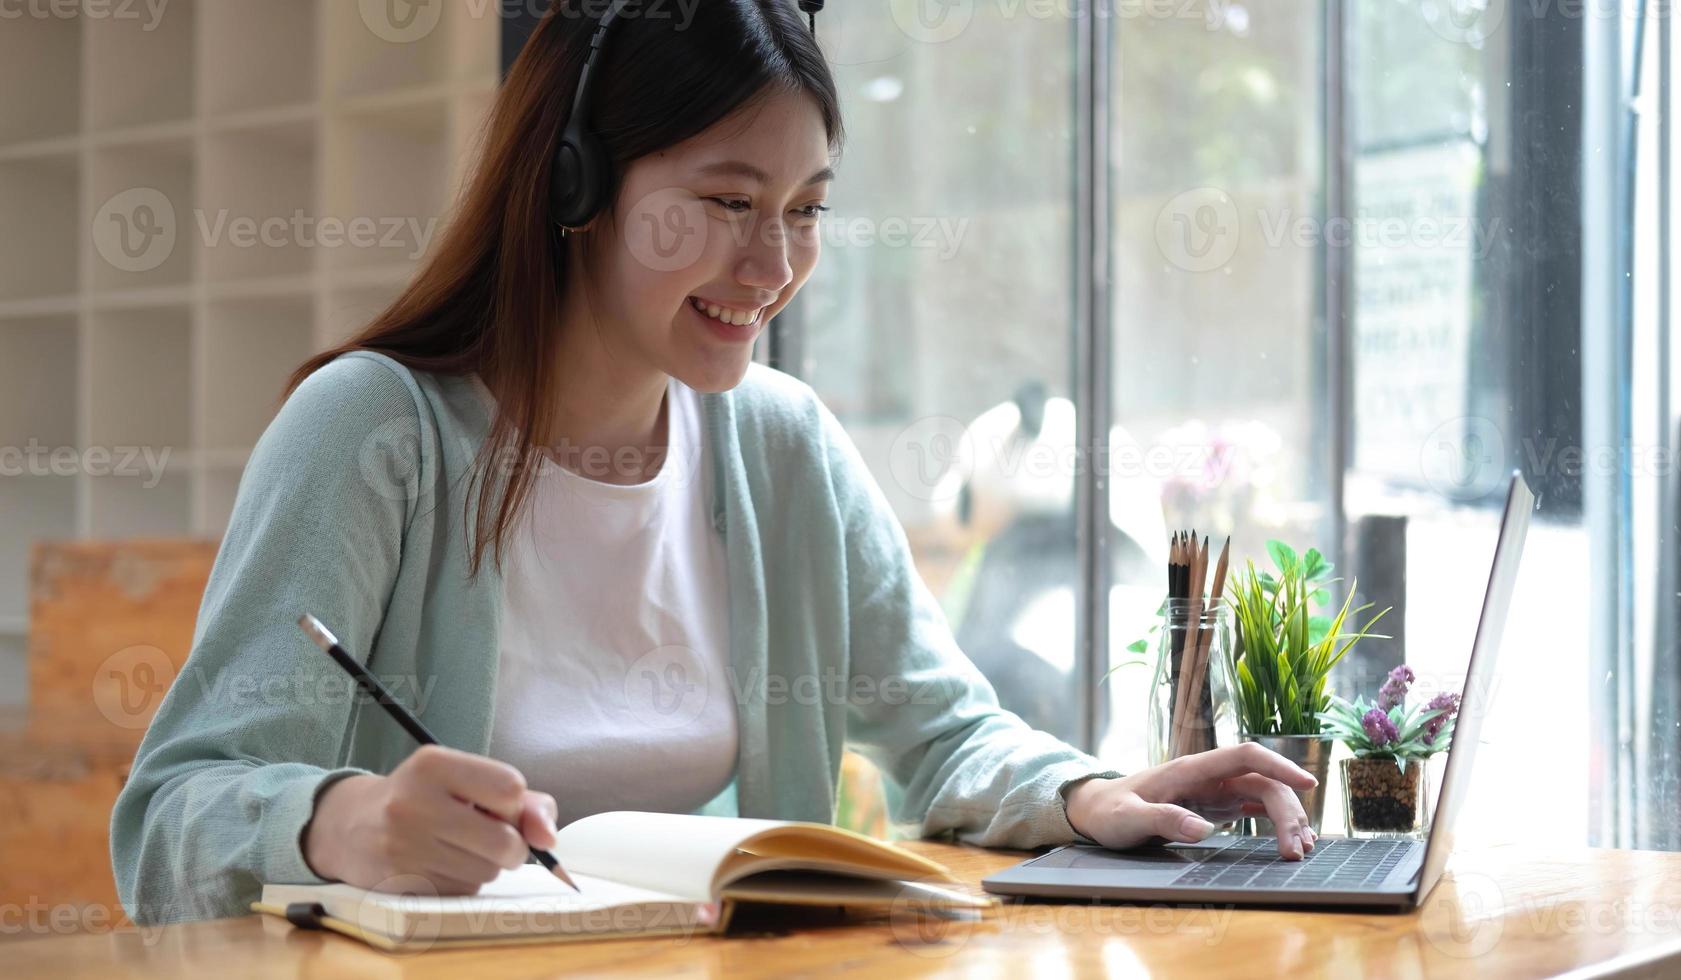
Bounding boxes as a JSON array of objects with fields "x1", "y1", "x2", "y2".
[{"x1": 475, "y1": 375, "x2": 738, "y2": 828}]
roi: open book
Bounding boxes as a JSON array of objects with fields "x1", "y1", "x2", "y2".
[{"x1": 254, "y1": 811, "x2": 994, "y2": 951}]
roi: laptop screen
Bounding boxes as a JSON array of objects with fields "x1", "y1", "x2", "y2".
[{"x1": 1413, "y1": 471, "x2": 1536, "y2": 899}]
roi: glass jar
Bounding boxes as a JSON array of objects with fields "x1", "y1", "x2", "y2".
[
  {"x1": 1341, "y1": 756, "x2": 1432, "y2": 839},
  {"x1": 1146, "y1": 600, "x2": 1234, "y2": 766}
]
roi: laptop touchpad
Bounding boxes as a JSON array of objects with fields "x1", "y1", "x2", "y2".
[{"x1": 1022, "y1": 842, "x2": 1229, "y2": 884}]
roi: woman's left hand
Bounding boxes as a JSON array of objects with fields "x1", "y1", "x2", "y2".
[{"x1": 1062, "y1": 742, "x2": 1320, "y2": 859}]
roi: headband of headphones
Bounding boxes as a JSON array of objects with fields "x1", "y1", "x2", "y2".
[{"x1": 551, "y1": 0, "x2": 825, "y2": 232}]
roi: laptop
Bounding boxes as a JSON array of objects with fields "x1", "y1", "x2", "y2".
[{"x1": 982, "y1": 471, "x2": 1535, "y2": 911}]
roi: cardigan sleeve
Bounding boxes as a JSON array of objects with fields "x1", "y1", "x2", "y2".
[
  {"x1": 110, "y1": 354, "x2": 423, "y2": 924},
  {"x1": 817, "y1": 398, "x2": 1121, "y2": 848}
]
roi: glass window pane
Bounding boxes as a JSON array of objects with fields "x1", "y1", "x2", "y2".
[
  {"x1": 1345, "y1": 2, "x2": 1588, "y2": 849},
  {"x1": 797, "y1": 8, "x2": 1080, "y2": 745},
  {"x1": 1103, "y1": 5, "x2": 1331, "y2": 771}
]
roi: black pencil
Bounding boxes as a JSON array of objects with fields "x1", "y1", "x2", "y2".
[{"x1": 297, "y1": 613, "x2": 579, "y2": 892}]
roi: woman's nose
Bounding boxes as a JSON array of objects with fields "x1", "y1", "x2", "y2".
[{"x1": 735, "y1": 218, "x2": 795, "y2": 293}]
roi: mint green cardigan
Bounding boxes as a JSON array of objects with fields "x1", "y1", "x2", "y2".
[{"x1": 110, "y1": 351, "x2": 1118, "y2": 924}]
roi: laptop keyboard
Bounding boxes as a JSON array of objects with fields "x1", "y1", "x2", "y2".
[{"x1": 1168, "y1": 836, "x2": 1410, "y2": 890}]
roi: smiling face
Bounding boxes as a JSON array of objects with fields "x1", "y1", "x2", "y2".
[{"x1": 568, "y1": 86, "x2": 834, "y2": 394}]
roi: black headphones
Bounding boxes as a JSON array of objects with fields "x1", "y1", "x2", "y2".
[{"x1": 551, "y1": 0, "x2": 825, "y2": 233}]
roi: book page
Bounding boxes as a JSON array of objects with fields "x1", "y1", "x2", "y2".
[
  {"x1": 550, "y1": 812, "x2": 795, "y2": 900},
  {"x1": 550, "y1": 811, "x2": 954, "y2": 900}
]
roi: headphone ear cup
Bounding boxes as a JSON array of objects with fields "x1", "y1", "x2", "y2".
[{"x1": 552, "y1": 125, "x2": 611, "y2": 229}]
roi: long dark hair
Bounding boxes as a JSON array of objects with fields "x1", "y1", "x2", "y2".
[{"x1": 287, "y1": 0, "x2": 844, "y2": 576}]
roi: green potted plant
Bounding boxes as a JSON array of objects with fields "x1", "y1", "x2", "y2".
[
  {"x1": 1225, "y1": 542, "x2": 1390, "y2": 832},
  {"x1": 1318, "y1": 666, "x2": 1459, "y2": 838}
]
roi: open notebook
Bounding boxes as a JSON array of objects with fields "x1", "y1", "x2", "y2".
[{"x1": 254, "y1": 811, "x2": 994, "y2": 951}]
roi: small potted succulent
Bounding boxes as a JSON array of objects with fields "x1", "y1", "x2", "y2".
[{"x1": 1317, "y1": 665, "x2": 1460, "y2": 838}]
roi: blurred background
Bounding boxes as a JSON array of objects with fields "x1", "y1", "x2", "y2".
[{"x1": 0, "y1": 0, "x2": 1676, "y2": 934}]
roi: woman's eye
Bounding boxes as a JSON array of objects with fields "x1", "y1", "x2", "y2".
[
  {"x1": 707, "y1": 198, "x2": 752, "y2": 213},
  {"x1": 794, "y1": 204, "x2": 831, "y2": 220}
]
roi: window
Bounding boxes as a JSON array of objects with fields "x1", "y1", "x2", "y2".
[
  {"x1": 789, "y1": 1, "x2": 1657, "y2": 849},
  {"x1": 793, "y1": 5, "x2": 1083, "y2": 748}
]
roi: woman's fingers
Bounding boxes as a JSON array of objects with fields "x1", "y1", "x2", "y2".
[
  {"x1": 1139, "y1": 802, "x2": 1217, "y2": 844},
  {"x1": 1166, "y1": 742, "x2": 1320, "y2": 795},
  {"x1": 406, "y1": 744, "x2": 528, "y2": 822},
  {"x1": 1219, "y1": 772, "x2": 1314, "y2": 859},
  {"x1": 1181, "y1": 798, "x2": 1270, "y2": 823},
  {"x1": 422, "y1": 838, "x2": 507, "y2": 889},
  {"x1": 429, "y1": 797, "x2": 531, "y2": 871},
  {"x1": 519, "y1": 791, "x2": 559, "y2": 850}
]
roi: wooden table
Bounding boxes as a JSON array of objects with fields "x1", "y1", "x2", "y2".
[{"x1": 11, "y1": 840, "x2": 1681, "y2": 978}]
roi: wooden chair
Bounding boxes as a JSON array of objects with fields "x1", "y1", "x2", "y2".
[{"x1": 0, "y1": 540, "x2": 216, "y2": 935}]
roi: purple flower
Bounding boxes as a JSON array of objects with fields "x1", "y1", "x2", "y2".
[
  {"x1": 1362, "y1": 707, "x2": 1398, "y2": 746},
  {"x1": 1423, "y1": 692, "x2": 1461, "y2": 745},
  {"x1": 1376, "y1": 665, "x2": 1415, "y2": 713}
]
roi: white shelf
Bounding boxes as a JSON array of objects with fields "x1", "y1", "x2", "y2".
[
  {"x1": 88, "y1": 471, "x2": 192, "y2": 537},
  {"x1": 200, "y1": 296, "x2": 315, "y2": 451},
  {"x1": 200, "y1": 120, "x2": 317, "y2": 281},
  {"x1": 86, "y1": 306, "x2": 193, "y2": 452},
  {"x1": 0, "y1": 153, "x2": 80, "y2": 301},
  {"x1": 195, "y1": 464, "x2": 245, "y2": 537},
  {"x1": 84, "y1": 0, "x2": 198, "y2": 132},
  {"x1": 449, "y1": 3, "x2": 502, "y2": 83},
  {"x1": 321, "y1": 281, "x2": 406, "y2": 349},
  {"x1": 0, "y1": 315, "x2": 78, "y2": 450},
  {"x1": 322, "y1": 0, "x2": 453, "y2": 101},
  {"x1": 323, "y1": 100, "x2": 451, "y2": 269},
  {"x1": 199, "y1": 0, "x2": 318, "y2": 116},
  {"x1": 85, "y1": 138, "x2": 197, "y2": 293},
  {"x1": 0, "y1": 1, "x2": 500, "y2": 639},
  {"x1": 0, "y1": 476, "x2": 77, "y2": 621},
  {"x1": 0, "y1": 12, "x2": 81, "y2": 146}
]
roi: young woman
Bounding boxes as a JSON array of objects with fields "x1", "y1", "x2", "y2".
[{"x1": 112, "y1": 0, "x2": 1316, "y2": 924}]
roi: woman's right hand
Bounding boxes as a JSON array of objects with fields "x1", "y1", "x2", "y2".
[{"x1": 302, "y1": 744, "x2": 560, "y2": 894}]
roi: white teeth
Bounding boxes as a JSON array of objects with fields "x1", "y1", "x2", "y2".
[{"x1": 691, "y1": 297, "x2": 760, "y2": 327}]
